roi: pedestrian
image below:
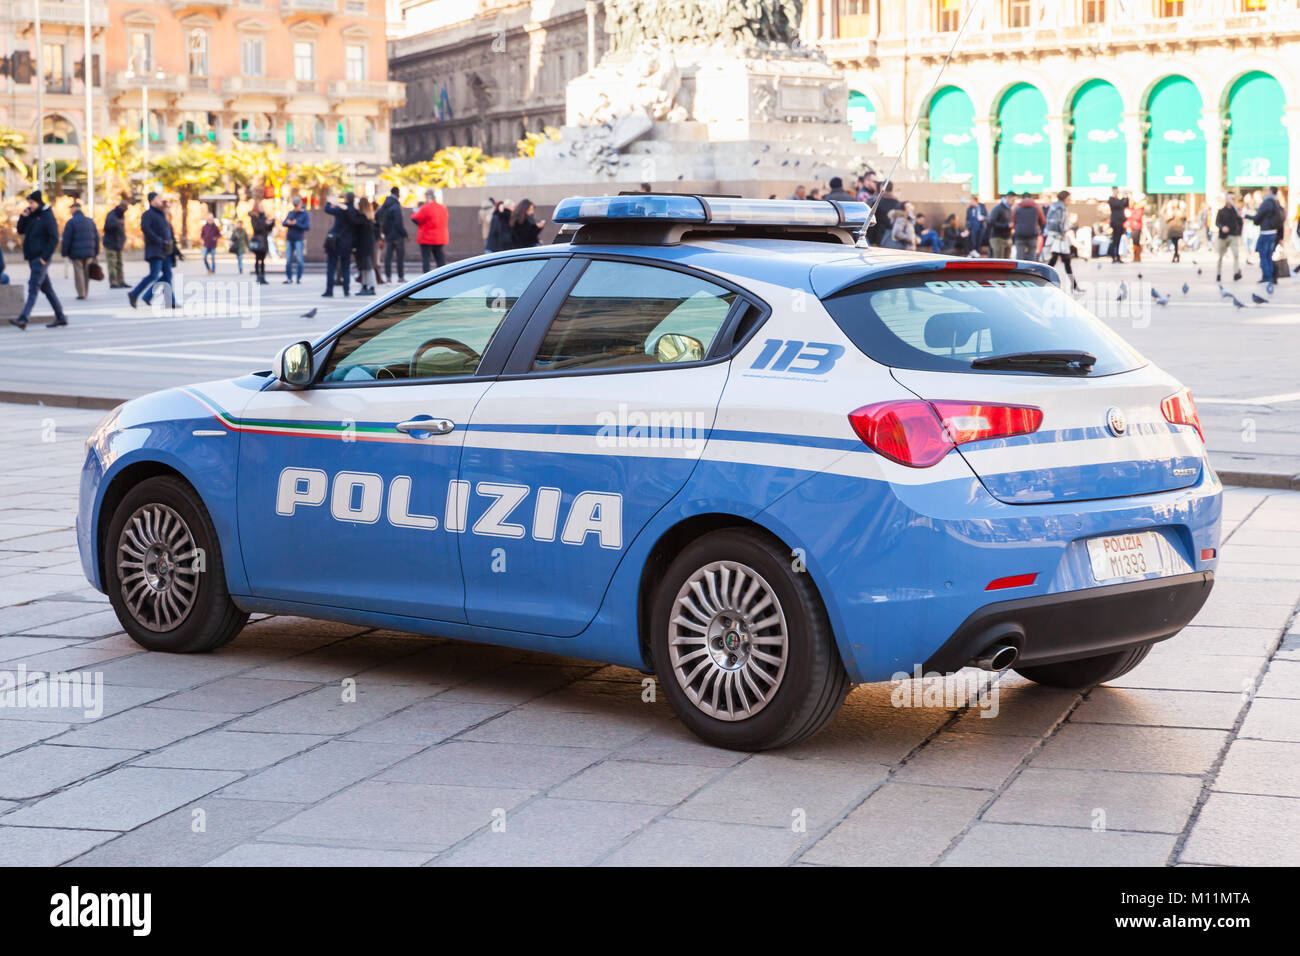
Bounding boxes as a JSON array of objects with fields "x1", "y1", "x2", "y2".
[
  {"x1": 1013, "y1": 192, "x2": 1045, "y2": 261},
  {"x1": 1214, "y1": 192, "x2": 1243, "y2": 282},
  {"x1": 411, "y1": 188, "x2": 449, "y2": 271},
  {"x1": 1044, "y1": 189, "x2": 1080, "y2": 292},
  {"x1": 60, "y1": 200, "x2": 100, "y2": 300},
  {"x1": 824, "y1": 176, "x2": 855, "y2": 202},
  {"x1": 354, "y1": 197, "x2": 379, "y2": 296},
  {"x1": 988, "y1": 191, "x2": 1015, "y2": 259},
  {"x1": 249, "y1": 201, "x2": 271, "y2": 284},
  {"x1": 941, "y1": 213, "x2": 964, "y2": 254},
  {"x1": 1124, "y1": 200, "x2": 1145, "y2": 263},
  {"x1": 1162, "y1": 196, "x2": 1187, "y2": 262},
  {"x1": 229, "y1": 220, "x2": 248, "y2": 274},
  {"x1": 789, "y1": 184, "x2": 807, "y2": 201},
  {"x1": 282, "y1": 196, "x2": 310, "y2": 284},
  {"x1": 128, "y1": 191, "x2": 176, "y2": 310},
  {"x1": 509, "y1": 199, "x2": 544, "y2": 248},
  {"x1": 1249, "y1": 185, "x2": 1283, "y2": 287},
  {"x1": 322, "y1": 192, "x2": 357, "y2": 297},
  {"x1": 200, "y1": 214, "x2": 221, "y2": 274},
  {"x1": 377, "y1": 186, "x2": 408, "y2": 283},
  {"x1": 807, "y1": 188, "x2": 822, "y2": 200},
  {"x1": 486, "y1": 199, "x2": 513, "y2": 253},
  {"x1": 964, "y1": 194, "x2": 988, "y2": 256},
  {"x1": 867, "y1": 182, "x2": 901, "y2": 246},
  {"x1": 914, "y1": 212, "x2": 943, "y2": 253},
  {"x1": 1106, "y1": 187, "x2": 1128, "y2": 263},
  {"x1": 102, "y1": 195, "x2": 129, "y2": 288},
  {"x1": 888, "y1": 204, "x2": 917, "y2": 251},
  {"x1": 8, "y1": 189, "x2": 67, "y2": 329}
]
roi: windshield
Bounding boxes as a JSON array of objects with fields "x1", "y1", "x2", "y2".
[{"x1": 821, "y1": 271, "x2": 1145, "y2": 375}]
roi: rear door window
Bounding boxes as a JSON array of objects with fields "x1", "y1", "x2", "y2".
[{"x1": 821, "y1": 271, "x2": 1145, "y2": 375}]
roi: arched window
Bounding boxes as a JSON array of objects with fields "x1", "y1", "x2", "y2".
[
  {"x1": 41, "y1": 113, "x2": 77, "y2": 145},
  {"x1": 1225, "y1": 71, "x2": 1287, "y2": 188},
  {"x1": 234, "y1": 113, "x2": 274, "y2": 144},
  {"x1": 995, "y1": 82, "x2": 1050, "y2": 194},
  {"x1": 1145, "y1": 75, "x2": 1204, "y2": 194},
  {"x1": 926, "y1": 86, "x2": 977, "y2": 192}
]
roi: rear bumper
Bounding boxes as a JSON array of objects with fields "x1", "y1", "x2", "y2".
[{"x1": 922, "y1": 570, "x2": 1214, "y2": 675}]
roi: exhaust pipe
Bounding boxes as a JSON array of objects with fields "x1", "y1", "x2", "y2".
[{"x1": 973, "y1": 643, "x2": 1019, "y2": 671}]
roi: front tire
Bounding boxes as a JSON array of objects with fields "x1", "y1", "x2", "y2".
[
  {"x1": 104, "y1": 475, "x2": 248, "y2": 653},
  {"x1": 1013, "y1": 644, "x2": 1152, "y2": 689},
  {"x1": 650, "y1": 529, "x2": 850, "y2": 751}
]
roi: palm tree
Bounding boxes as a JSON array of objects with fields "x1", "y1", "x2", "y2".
[
  {"x1": 287, "y1": 160, "x2": 352, "y2": 206},
  {"x1": 224, "y1": 142, "x2": 286, "y2": 201},
  {"x1": 0, "y1": 126, "x2": 28, "y2": 181},
  {"x1": 93, "y1": 129, "x2": 142, "y2": 201},
  {"x1": 516, "y1": 126, "x2": 560, "y2": 159},
  {"x1": 149, "y1": 143, "x2": 223, "y2": 245}
]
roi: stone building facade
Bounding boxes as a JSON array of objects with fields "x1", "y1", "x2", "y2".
[
  {"x1": 388, "y1": 0, "x2": 604, "y2": 161},
  {"x1": 808, "y1": 0, "x2": 1300, "y2": 204}
]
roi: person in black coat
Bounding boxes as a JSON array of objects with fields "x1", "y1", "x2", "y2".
[
  {"x1": 9, "y1": 190, "x2": 67, "y2": 329},
  {"x1": 129, "y1": 192, "x2": 177, "y2": 309},
  {"x1": 508, "y1": 199, "x2": 544, "y2": 248},
  {"x1": 377, "y1": 187, "x2": 408, "y2": 282},
  {"x1": 60, "y1": 201, "x2": 101, "y2": 300},
  {"x1": 322, "y1": 193, "x2": 357, "y2": 297},
  {"x1": 352, "y1": 197, "x2": 379, "y2": 296},
  {"x1": 102, "y1": 197, "x2": 129, "y2": 287},
  {"x1": 249, "y1": 202, "x2": 272, "y2": 285}
]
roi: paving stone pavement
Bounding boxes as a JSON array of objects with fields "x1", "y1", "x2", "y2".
[{"x1": 1, "y1": 401, "x2": 1297, "y2": 866}]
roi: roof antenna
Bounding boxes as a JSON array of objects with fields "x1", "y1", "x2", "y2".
[{"x1": 863, "y1": 0, "x2": 983, "y2": 245}]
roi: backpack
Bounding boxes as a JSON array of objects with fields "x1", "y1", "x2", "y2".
[{"x1": 1045, "y1": 202, "x2": 1068, "y2": 235}]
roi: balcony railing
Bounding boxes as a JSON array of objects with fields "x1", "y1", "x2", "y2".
[
  {"x1": 14, "y1": 1, "x2": 110, "y2": 28},
  {"x1": 328, "y1": 79, "x2": 405, "y2": 104},
  {"x1": 282, "y1": 0, "x2": 340, "y2": 14},
  {"x1": 168, "y1": 0, "x2": 233, "y2": 11},
  {"x1": 109, "y1": 71, "x2": 192, "y2": 93},
  {"x1": 224, "y1": 76, "x2": 294, "y2": 95}
]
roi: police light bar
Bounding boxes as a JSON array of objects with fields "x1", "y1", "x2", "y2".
[{"x1": 552, "y1": 195, "x2": 870, "y2": 230}]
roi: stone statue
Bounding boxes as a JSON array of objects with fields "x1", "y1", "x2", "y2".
[{"x1": 604, "y1": 0, "x2": 804, "y2": 53}]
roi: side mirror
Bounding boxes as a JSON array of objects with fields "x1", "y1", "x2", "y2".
[
  {"x1": 652, "y1": 332, "x2": 704, "y2": 365},
  {"x1": 274, "y1": 340, "x2": 314, "y2": 388}
]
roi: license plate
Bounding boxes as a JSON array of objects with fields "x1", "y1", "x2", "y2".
[{"x1": 1087, "y1": 532, "x2": 1165, "y2": 582}]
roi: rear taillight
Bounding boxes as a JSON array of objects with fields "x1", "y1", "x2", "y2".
[
  {"x1": 848, "y1": 400, "x2": 1043, "y2": 468},
  {"x1": 1161, "y1": 388, "x2": 1204, "y2": 443}
]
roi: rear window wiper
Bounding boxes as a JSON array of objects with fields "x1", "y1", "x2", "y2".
[{"x1": 970, "y1": 350, "x2": 1097, "y2": 374}]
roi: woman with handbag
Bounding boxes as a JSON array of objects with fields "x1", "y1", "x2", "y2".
[
  {"x1": 1044, "y1": 190, "x2": 1080, "y2": 293},
  {"x1": 249, "y1": 202, "x2": 271, "y2": 285}
]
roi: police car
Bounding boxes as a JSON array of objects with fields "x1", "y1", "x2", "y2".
[{"x1": 77, "y1": 195, "x2": 1220, "y2": 751}]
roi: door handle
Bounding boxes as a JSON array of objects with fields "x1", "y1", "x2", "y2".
[{"x1": 395, "y1": 417, "x2": 455, "y2": 437}]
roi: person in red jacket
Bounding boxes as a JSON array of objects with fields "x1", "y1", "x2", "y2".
[{"x1": 411, "y1": 188, "x2": 449, "y2": 272}]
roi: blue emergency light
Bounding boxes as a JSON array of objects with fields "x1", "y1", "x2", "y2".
[{"x1": 552, "y1": 195, "x2": 871, "y2": 230}]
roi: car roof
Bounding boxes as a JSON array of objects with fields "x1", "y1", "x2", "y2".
[{"x1": 560, "y1": 238, "x2": 953, "y2": 295}]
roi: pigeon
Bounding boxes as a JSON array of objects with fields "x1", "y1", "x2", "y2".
[
  {"x1": 1218, "y1": 283, "x2": 1232, "y2": 299},
  {"x1": 752, "y1": 159, "x2": 760, "y2": 166},
  {"x1": 1230, "y1": 295, "x2": 1247, "y2": 309},
  {"x1": 1252, "y1": 292, "x2": 1268, "y2": 304},
  {"x1": 1181, "y1": 283, "x2": 1189, "y2": 294},
  {"x1": 1150, "y1": 287, "x2": 1161, "y2": 300},
  {"x1": 781, "y1": 160, "x2": 789, "y2": 166},
  {"x1": 1116, "y1": 281, "x2": 1128, "y2": 301},
  {"x1": 1096, "y1": 262, "x2": 1102, "y2": 270},
  {"x1": 676, "y1": 173, "x2": 684, "y2": 180},
  {"x1": 1267, "y1": 283, "x2": 1275, "y2": 295},
  {"x1": 300, "y1": 308, "x2": 317, "y2": 319},
  {"x1": 1197, "y1": 268, "x2": 1203, "y2": 275},
  {"x1": 1155, "y1": 293, "x2": 1170, "y2": 306},
  {"x1": 1136, "y1": 272, "x2": 1142, "y2": 280},
  {"x1": 761, "y1": 144, "x2": 770, "y2": 152}
]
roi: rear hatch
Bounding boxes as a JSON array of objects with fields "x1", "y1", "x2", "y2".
[{"x1": 820, "y1": 265, "x2": 1205, "y2": 504}]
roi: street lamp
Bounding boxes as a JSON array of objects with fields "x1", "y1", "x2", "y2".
[{"x1": 125, "y1": 55, "x2": 165, "y2": 178}]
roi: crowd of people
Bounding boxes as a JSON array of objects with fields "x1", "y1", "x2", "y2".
[{"x1": 6, "y1": 172, "x2": 1296, "y2": 329}]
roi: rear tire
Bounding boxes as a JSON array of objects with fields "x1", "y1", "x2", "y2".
[
  {"x1": 1013, "y1": 644, "x2": 1152, "y2": 689},
  {"x1": 649, "y1": 528, "x2": 850, "y2": 751},
  {"x1": 103, "y1": 475, "x2": 248, "y2": 653}
]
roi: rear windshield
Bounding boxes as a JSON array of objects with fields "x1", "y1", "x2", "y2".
[{"x1": 821, "y1": 271, "x2": 1145, "y2": 375}]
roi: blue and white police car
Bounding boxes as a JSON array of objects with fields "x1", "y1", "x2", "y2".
[{"x1": 77, "y1": 195, "x2": 1220, "y2": 750}]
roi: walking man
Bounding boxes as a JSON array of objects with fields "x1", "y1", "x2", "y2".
[
  {"x1": 377, "y1": 187, "x2": 408, "y2": 283},
  {"x1": 1013, "y1": 192, "x2": 1045, "y2": 261},
  {"x1": 103, "y1": 196, "x2": 129, "y2": 288},
  {"x1": 61, "y1": 200, "x2": 100, "y2": 300},
  {"x1": 128, "y1": 192, "x2": 177, "y2": 309},
  {"x1": 1250, "y1": 185, "x2": 1284, "y2": 288},
  {"x1": 9, "y1": 190, "x2": 67, "y2": 330},
  {"x1": 411, "y1": 188, "x2": 449, "y2": 272},
  {"x1": 1215, "y1": 193, "x2": 1244, "y2": 282},
  {"x1": 988, "y1": 191, "x2": 1015, "y2": 259},
  {"x1": 200, "y1": 214, "x2": 221, "y2": 274},
  {"x1": 323, "y1": 193, "x2": 357, "y2": 297},
  {"x1": 1107, "y1": 187, "x2": 1128, "y2": 262},
  {"x1": 964, "y1": 194, "x2": 988, "y2": 256},
  {"x1": 283, "y1": 197, "x2": 310, "y2": 284}
]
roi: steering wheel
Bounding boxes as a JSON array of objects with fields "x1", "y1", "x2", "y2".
[{"x1": 410, "y1": 337, "x2": 481, "y2": 378}]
